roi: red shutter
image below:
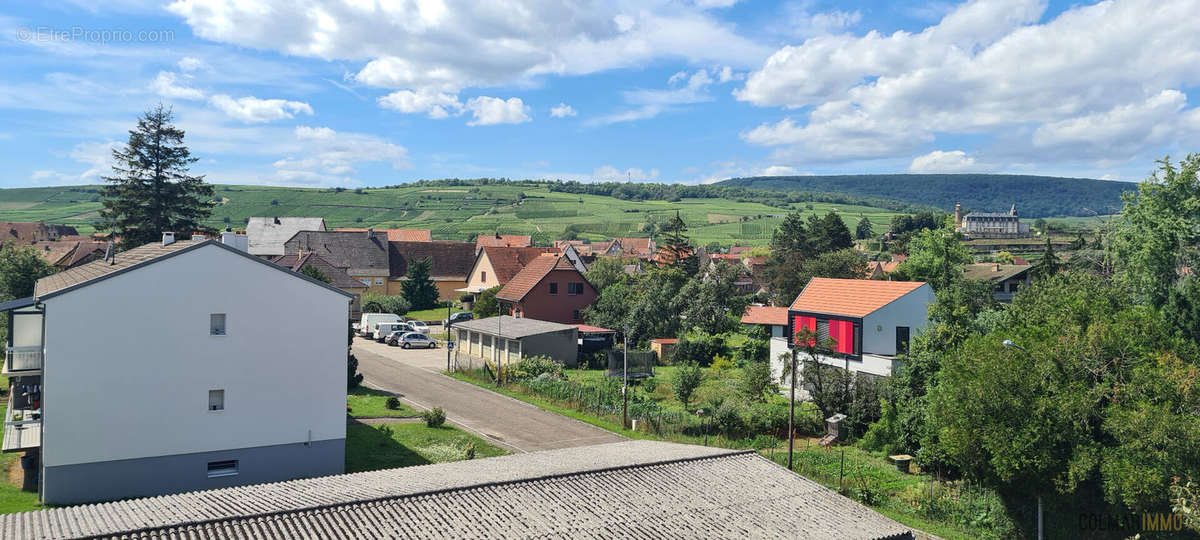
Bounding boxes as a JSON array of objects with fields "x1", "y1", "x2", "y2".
[
  {"x1": 793, "y1": 315, "x2": 816, "y2": 346},
  {"x1": 830, "y1": 320, "x2": 855, "y2": 354}
]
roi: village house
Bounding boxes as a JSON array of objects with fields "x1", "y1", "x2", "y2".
[
  {"x1": 615, "y1": 237, "x2": 656, "y2": 259},
  {"x1": 1, "y1": 233, "x2": 351, "y2": 505},
  {"x1": 784, "y1": 278, "x2": 935, "y2": 380},
  {"x1": 246, "y1": 217, "x2": 326, "y2": 257},
  {"x1": 387, "y1": 240, "x2": 477, "y2": 300},
  {"x1": 0, "y1": 221, "x2": 78, "y2": 245},
  {"x1": 496, "y1": 253, "x2": 598, "y2": 324},
  {"x1": 452, "y1": 315, "x2": 581, "y2": 368},
  {"x1": 458, "y1": 246, "x2": 560, "y2": 296},
  {"x1": 282, "y1": 230, "x2": 390, "y2": 294},
  {"x1": 962, "y1": 263, "x2": 1033, "y2": 302}
]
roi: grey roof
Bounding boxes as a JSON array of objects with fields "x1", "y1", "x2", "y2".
[
  {"x1": 963, "y1": 212, "x2": 1018, "y2": 219},
  {"x1": 0, "y1": 440, "x2": 912, "y2": 540},
  {"x1": 0, "y1": 296, "x2": 35, "y2": 311},
  {"x1": 31, "y1": 240, "x2": 353, "y2": 301},
  {"x1": 283, "y1": 231, "x2": 389, "y2": 276},
  {"x1": 962, "y1": 263, "x2": 1031, "y2": 282},
  {"x1": 246, "y1": 217, "x2": 326, "y2": 256},
  {"x1": 453, "y1": 315, "x2": 577, "y2": 339}
]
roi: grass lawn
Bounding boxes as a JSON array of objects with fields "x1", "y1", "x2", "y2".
[
  {"x1": 347, "y1": 387, "x2": 420, "y2": 418},
  {"x1": 0, "y1": 454, "x2": 40, "y2": 515},
  {"x1": 345, "y1": 422, "x2": 507, "y2": 473},
  {"x1": 406, "y1": 306, "x2": 459, "y2": 322}
]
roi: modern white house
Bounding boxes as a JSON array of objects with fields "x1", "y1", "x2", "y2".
[
  {"x1": 782, "y1": 278, "x2": 935, "y2": 379},
  {"x1": 1, "y1": 232, "x2": 352, "y2": 505},
  {"x1": 246, "y1": 217, "x2": 326, "y2": 257},
  {"x1": 739, "y1": 305, "x2": 791, "y2": 382}
]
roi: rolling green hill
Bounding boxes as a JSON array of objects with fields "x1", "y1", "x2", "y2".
[
  {"x1": 718, "y1": 174, "x2": 1133, "y2": 218},
  {"x1": 0, "y1": 182, "x2": 906, "y2": 248}
]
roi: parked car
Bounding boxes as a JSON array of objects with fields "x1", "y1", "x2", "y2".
[
  {"x1": 408, "y1": 320, "x2": 430, "y2": 334},
  {"x1": 385, "y1": 330, "x2": 412, "y2": 346},
  {"x1": 443, "y1": 311, "x2": 473, "y2": 327},
  {"x1": 396, "y1": 333, "x2": 437, "y2": 349}
]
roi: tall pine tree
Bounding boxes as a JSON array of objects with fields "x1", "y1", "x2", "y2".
[
  {"x1": 659, "y1": 211, "x2": 698, "y2": 274},
  {"x1": 855, "y1": 216, "x2": 874, "y2": 240},
  {"x1": 1031, "y1": 237, "x2": 1063, "y2": 280},
  {"x1": 401, "y1": 257, "x2": 440, "y2": 310},
  {"x1": 101, "y1": 104, "x2": 214, "y2": 247}
]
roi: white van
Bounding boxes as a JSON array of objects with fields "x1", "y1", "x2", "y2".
[
  {"x1": 359, "y1": 313, "x2": 402, "y2": 338},
  {"x1": 374, "y1": 321, "x2": 413, "y2": 342}
]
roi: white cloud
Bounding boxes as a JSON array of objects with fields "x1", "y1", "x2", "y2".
[
  {"x1": 166, "y1": 0, "x2": 771, "y2": 101},
  {"x1": 378, "y1": 89, "x2": 463, "y2": 119},
  {"x1": 591, "y1": 67, "x2": 729, "y2": 125},
  {"x1": 177, "y1": 56, "x2": 206, "y2": 72},
  {"x1": 908, "y1": 150, "x2": 979, "y2": 173},
  {"x1": 465, "y1": 96, "x2": 531, "y2": 126},
  {"x1": 150, "y1": 71, "x2": 204, "y2": 100},
  {"x1": 271, "y1": 126, "x2": 409, "y2": 183},
  {"x1": 31, "y1": 140, "x2": 120, "y2": 185},
  {"x1": 760, "y1": 165, "x2": 798, "y2": 176},
  {"x1": 737, "y1": 0, "x2": 1200, "y2": 165},
  {"x1": 209, "y1": 94, "x2": 313, "y2": 123},
  {"x1": 550, "y1": 102, "x2": 578, "y2": 118},
  {"x1": 593, "y1": 165, "x2": 659, "y2": 181}
]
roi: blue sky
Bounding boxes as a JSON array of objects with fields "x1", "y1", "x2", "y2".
[{"x1": 1, "y1": 0, "x2": 1197, "y2": 188}]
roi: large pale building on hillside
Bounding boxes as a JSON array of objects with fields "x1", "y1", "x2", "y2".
[{"x1": 954, "y1": 203, "x2": 1031, "y2": 238}]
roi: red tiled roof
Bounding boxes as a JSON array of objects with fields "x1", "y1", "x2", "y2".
[
  {"x1": 708, "y1": 253, "x2": 741, "y2": 261},
  {"x1": 477, "y1": 234, "x2": 532, "y2": 248},
  {"x1": 482, "y1": 246, "x2": 559, "y2": 284},
  {"x1": 1011, "y1": 256, "x2": 1031, "y2": 265},
  {"x1": 615, "y1": 237, "x2": 655, "y2": 257},
  {"x1": 496, "y1": 254, "x2": 579, "y2": 301},
  {"x1": 729, "y1": 246, "x2": 752, "y2": 255},
  {"x1": 740, "y1": 305, "x2": 788, "y2": 326},
  {"x1": 650, "y1": 338, "x2": 678, "y2": 344},
  {"x1": 336, "y1": 228, "x2": 432, "y2": 242},
  {"x1": 790, "y1": 277, "x2": 928, "y2": 318}
]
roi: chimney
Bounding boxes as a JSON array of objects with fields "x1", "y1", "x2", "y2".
[
  {"x1": 191, "y1": 233, "x2": 207, "y2": 241},
  {"x1": 162, "y1": 232, "x2": 176, "y2": 246},
  {"x1": 954, "y1": 202, "x2": 963, "y2": 228},
  {"x1": 995, "y1": 263, "x2": 1001, "y2": 271},
  {"x1": 221, "y1": 230, "x2": 248, "y2": 252}
]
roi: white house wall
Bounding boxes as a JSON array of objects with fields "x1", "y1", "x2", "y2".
[
  {"x1": 861, "y1": 284, "x2": 935, "y2": 357},
  {"x1": 41, "y1": 245, "x2": 348, "y2": 469}
]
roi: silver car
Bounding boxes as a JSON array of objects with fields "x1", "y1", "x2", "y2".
[{"x1": 396, "y1": 332, "x2": 437, "y2": 349}]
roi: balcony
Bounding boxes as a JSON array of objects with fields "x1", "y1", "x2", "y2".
[
  {"x1": 1, "y1": 392, "x2": 40, "y2": 453},
  {"x1": 3, "y1": 346, "x2": 42, "y2": 375}
]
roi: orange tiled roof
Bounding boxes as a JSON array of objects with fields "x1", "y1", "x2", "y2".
[
  {"x1": 477, "y1": 234, "x2": 532, "y2": 248},
  {"x1": 482, "y1": 246, "x2": 558, "y2": 283},
  {"x1": 615, "y1": 237, "x2": 655, "y2": 257},
  {"x1": 790, "y1": 277, "x2": 927, "y2": 318},
  {"x1": 740, "y1": 305, "x2": 788, "y2": 326},
  {"x1": 496, "y1": 254, "x2": 579, "y2": 301},
  {"x1": 335, "y1": 228, "x2": 432, "y2": 242}
]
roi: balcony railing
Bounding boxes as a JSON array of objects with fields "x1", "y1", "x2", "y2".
[{"x1": 4, "y1": 346, "x2": 42, "y2": 373}]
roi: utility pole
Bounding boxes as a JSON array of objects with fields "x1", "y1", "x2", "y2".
[
  {"x1": 788, "y1": 348, "x2": 797, "y2": 470},
  {"x1": 622, "y1": 330, "x2": 629, "y2": 429},
  {"x1": 445, "y1": 303, "x2": 452, "y2": 372},
  {"x1": 497, "y1": 311, "x2": 503, "y2": 386}
]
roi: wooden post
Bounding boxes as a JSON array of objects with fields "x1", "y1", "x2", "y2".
[
  {"x1": 787, "y1": 348, "x2": 796, "y2": 470},
  {"x1": 839, "y1": 448, "x2": 845, "y2": 491}
]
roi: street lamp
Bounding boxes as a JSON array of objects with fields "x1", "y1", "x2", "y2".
[{"x1": 1001, "y1": 338, "x2": 1041, "y2": 540}]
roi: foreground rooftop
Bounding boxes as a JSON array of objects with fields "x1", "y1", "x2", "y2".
[{"x1": 0, "y1": 440, "x2": 912, "y2": 539}]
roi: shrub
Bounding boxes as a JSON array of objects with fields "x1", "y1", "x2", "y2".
[
  {"x1": 710, "y1": 354, "x2": 735, "y2": 373},
  {"x1": 739, "y1": 360, "x2": 775, "y2": 402},
  {"x1": 712, "y1": 401, "x2": 747, "y2": 438},
  {"x1": 671, "y1": 362, "x2": 704, "y2": 408},
  {"x1": 462, "y1": 440, "x2": 477, "y2": 460},
  {"x1": 347, "y1": 353, "x2": 363, "y2": 390},
  {"x1": 673, "y1": 332, "x2": 727, "y2": 367},
  {"x1": 511, "y1": 355, "x2": 564, "y2": 380},
  {"x1": 385, "y1": 396, "x2": 402, "y2": 410},
  {"x1": 362, "y1": 294, "x2": 411, "y2": 316},
  {"x1": 746, "y1": 401, "x2": 791, "y2": 436},
  {"x1": 422, "y1": 407, "x2": 446, "y2": 428},
  {"x1": 735, "y1": 338, "x2": 769, "y2": 367}
]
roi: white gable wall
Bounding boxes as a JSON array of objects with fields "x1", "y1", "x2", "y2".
[
  {"x1": 861, "y1": 284, "x2": 935, "y2": 356},
  {"x1": 41, "y1": 244, "x2": 348, "y2": 468}
]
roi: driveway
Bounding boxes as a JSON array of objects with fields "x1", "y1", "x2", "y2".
[{"x1": 352, "y1": 337, "x2": 625, "y2": 453}]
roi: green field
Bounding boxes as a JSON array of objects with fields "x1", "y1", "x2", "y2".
[{"x1": 0, "y1": 183, "x2": 906, "y2": 248}]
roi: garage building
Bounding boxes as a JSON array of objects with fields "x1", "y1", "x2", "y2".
[{"x1": 452, "y1": 316, "x2": 579, "y2": 369}]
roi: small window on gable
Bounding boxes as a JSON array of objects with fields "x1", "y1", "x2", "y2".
[
  {"x1": 359, "y1": 278, "x2": 371, "y2": 286},
  {"x1": 481, "y1": 271, "x2": 487, "y2": 282},
  {"x1": 210, "y1": 314, "x2": 226, "y2": 336},
  {"x1": 208, "y1": 389, "x2": 225, "y2": 411},
  {"x1": 374, "y1": 278, "x2": 384, "y2": 285},
  {"x1": 567, "y1": 282, "x2": 584, "y2": 295},
  {"x1": 207, "y1": 460, "x2": 238, "y2": 478},
  {"x1": 549, "y1": 282, "x2": 558, "y2": 294}
]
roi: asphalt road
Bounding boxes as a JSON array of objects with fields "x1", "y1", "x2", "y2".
[{"x1": 352, "y1": 337, "x2": 625, "y2": 453}]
